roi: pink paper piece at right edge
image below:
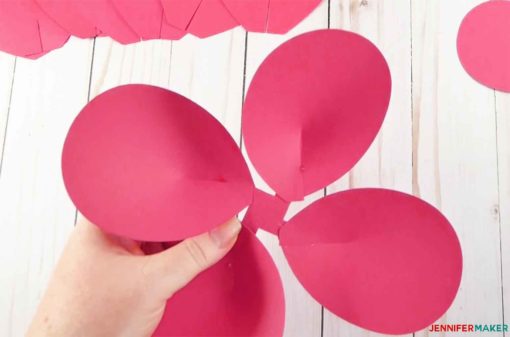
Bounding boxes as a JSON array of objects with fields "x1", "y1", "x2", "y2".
[
  {"x1": 62, "y1": 85, "x2": 253, "y2": 242},
  {"x1": 279, "y1": 188, "x2": 463, "y2": 334},
  {"x1": 153, "y1": 229, "x2": 285, "y2": 337},
  {"x1": 242, "y1": 30, "x2": 391, "y2": 202},
  {"x1": 457, "y1": 0, "x2": 510, "y2": 92}
]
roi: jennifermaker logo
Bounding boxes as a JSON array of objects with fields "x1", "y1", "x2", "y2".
[{"x1": 429, "y1": 324, "x2": 508, "y2": 333}]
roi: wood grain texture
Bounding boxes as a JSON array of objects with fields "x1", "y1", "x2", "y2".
[
  {"x1": 0, "y1": 37, "x2": 94, "y2": 337},
  {"x1": 413, "y1": 1, "x2": 503, "y2": 335},
  {"x1": 168, "y1": 29, "x2": 246, "y2": 144},
  {"x1": 0, "y1": 53, "x2": 16, "y2": 171},
  {"x1": 324, "y1": 1, "x2": 412, "y2": 336},
  {"x1": 90, "y1": 38, "x2": 173, "y2": 97}
]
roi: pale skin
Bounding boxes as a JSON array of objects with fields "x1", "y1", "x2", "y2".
[{"x1": 26, "y1": 216, "x2": 242, "y2": 337}]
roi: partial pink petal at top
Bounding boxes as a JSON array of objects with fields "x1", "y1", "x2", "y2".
[
  {"x1": 160, "y1": 0, "x2": 202, "y2": 30},
  {"x1": 35, "y1": 0, "x2": 98, "y2": 38}
]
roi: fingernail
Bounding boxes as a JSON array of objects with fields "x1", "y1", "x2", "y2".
[{"x1": 209, "y1": 218, "x2": 242, "y2": 248}]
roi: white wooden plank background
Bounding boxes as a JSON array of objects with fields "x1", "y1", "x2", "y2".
[
  {"x1": 0, "y1": 38, "x2": 94, "y2": 337},
  {"x1": 497, "y1": 90, "x2": 510, "y2": 336},
  {"x1": 412, "y1": 2, "x2": 504, "y2": 336},
  {"x1": 0, "y1": 1, "x2": 508, "y2": 336}
]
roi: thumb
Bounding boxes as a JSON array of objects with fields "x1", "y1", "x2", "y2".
[{"x1": 141, "y1": 218, "x2": 242, "y2": 299}]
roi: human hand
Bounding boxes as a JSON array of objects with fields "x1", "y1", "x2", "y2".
[{"x1": 26, "y1": 216, "x2": 242, "y2": 337}]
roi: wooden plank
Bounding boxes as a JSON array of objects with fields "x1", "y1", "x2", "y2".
[
  {"x1": 0, "y1": 37, "x2": 94, "y2": 337},
  {"x1": 496, "y1": 92, "x2": 509, "y2": 327},
  {"x1": 243, "y1": 2, "x2": 329, "y2": 336},
  {"x1": 90, "y1": 39, "x2": 173, "y2": 96},
  {"x1": 0, "y1": 50, "x2": 16, "y2": 335},
  {"x1": 412, "y1": 0, "x2": 503, "y2": 334},
  {"x1": 324, "y1": 1, "x2": 412, "y2": 336},
  {"x1": 0, "y1": 53, "x2": 16, "y2": 170},
  {"x1": 0, "y1": 52, "x2": 16, "y2": 174},
  {"x1": 168, "y1": 29, "x2": 246, "y2": 144}
]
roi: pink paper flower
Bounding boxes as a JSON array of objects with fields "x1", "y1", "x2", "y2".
[{"x1": 62, "y1": 30, "x2": 463, "y2": 336}]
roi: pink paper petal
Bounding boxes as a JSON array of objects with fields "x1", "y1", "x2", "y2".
[
  {"x1": 24, "y1": 50, "x2": 50, "y2": 59},
  {"x1": 457, "y1": 0, "x2": 510, "y2": 92},
  {"x1": 0, "y1": 5, "x2": 42, "y2": 56},
  {"x1": 62, "y1": 85, "x2": 253, "y2": 241},
  {"x1": 187, "y1": 0, "x2": 239, "y2": 38},
  {"x1": 112, "y1": 0, "x2": 185, "y2": 40},
  {"x1": 267, "y1": 0, "x2": 321, "y2": 33},
  {"x1": 35, "y1": 0, "x2": 99, "y2": 38},
  {"x1": 160, "y1": 21, "x2": 187, "y2": 40},
  {"x1": 72, "y1": 0, "x2": 140, "y2": 44},
  {"x1": 160, "y1": 0, "x2": 202, "y2": 30},
  {"x1": 242, "y1": 30, "x2": 391, "y2": 201},
  {"x1": 222, "y1": 0, "x2": 270, "y2": 32},
  {"x1": 0, "y1": 0, "x2": 69, "y2": 57},
  {"x1": 222, "y1": 0, "x2": 319, "y2": 33},
  {"x1": 153, "y1": 229, "x2": 285, "y2": 337},
  {"x1": 111, "y1": 0, "x2": 163, "y2": 40},
  {"x1": 279, "y1": 189, "x2": 463, "y2": 334}
]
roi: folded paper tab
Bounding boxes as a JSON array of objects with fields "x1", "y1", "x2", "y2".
[
  {"x1": 35, "y1": 0, "x2": 99, "y2": 39},
  {"x1": 243, "y1": 189, "x2": 289, "y2": 234},
  {"x1": 242, "y1": 29, "x2": 391, "y2": 201}
]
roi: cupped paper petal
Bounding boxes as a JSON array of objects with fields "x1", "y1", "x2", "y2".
[
  {"x1": 457, "y1": 0, "x2": 510, "y2": 92},
  {"x1": 153, "y1": 229, "x2": 285, "y2": 337},
  {"x1": 279, "y1": 188, "x2": 463, "y2": 334},
  {"x1": 242, "y1": 30, "x2": 391, "y2": 201},
  {"x1": 62, "y1": 85, "x2": 253, "y2": 241}
]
